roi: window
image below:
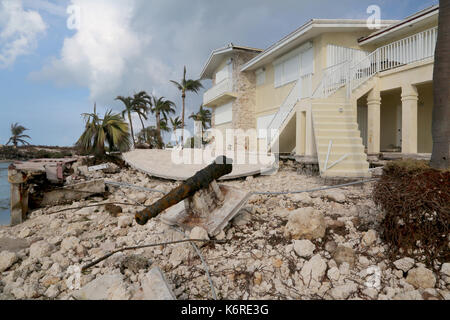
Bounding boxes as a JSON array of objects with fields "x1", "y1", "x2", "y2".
[
  {"x1": 215, "y1": 61, "x2": 231, "y2": 84},
  {"x1": 274, "y1": 53, "x2": 301, "y2": 87},
  {"x1": 300, "y1": 47, "x2": 314, "y2": 76},
  {"x1": 256, "y1": 68, "x2": 266, "y2": 86},
  {"x1": 215, "y1": 102, "x2": 233, "y2": 125}
]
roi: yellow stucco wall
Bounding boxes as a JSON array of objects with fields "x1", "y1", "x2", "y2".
[
  {"x1": 380, "y1": 90, "x2": 401, "y2": 151},
  {"x1": 417, "y1": 83, "x2": 433, "y2": 153}
]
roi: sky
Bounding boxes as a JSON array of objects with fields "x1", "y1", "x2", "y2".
[{"x1": 0, "y1": 0, "x2": 439, "y2": 146}]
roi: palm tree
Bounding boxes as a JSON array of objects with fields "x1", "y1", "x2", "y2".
[
  {"x1": 170, "y1": 66, "x2": 204, "y2": 147},
  {"x1": 6, "y1": 123, "x2": 31, "y2": 147},
  {"x1": 431, "y1": 0, "x2": 450, "y2": 169},
  {"x1": 189, "y1": 105, "x2": 212, "y2": 131},
  {"x1": 116, "y1": 95, "x2": 138, "y2": 147},
  {"x1": 137, "y1": 126, "x2": 159, "y2": 149},
  {"x1": 76, "y1": 105, "x2": 130, "y2": 156},
  {"x1": 148, "y1": 96, "x2": 176, "y2": 148},
  {"x1": 132, "y1": 91, "x2": 151, "y2": 137},
  {"x1": 169, "y1": 116, "x2": 183, "y2": 147}
]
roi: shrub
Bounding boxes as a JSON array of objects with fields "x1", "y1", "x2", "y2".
[{"x1": 373, "y1": 159, "x2": 449, "y2": 265}]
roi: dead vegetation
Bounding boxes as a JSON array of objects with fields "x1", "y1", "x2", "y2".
[{"x1": 373, "y1": 159, "x2": 450, "y2": 266}]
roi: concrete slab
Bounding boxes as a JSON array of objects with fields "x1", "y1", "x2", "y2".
[
  {"x1": 41, "y1": 179, "x2": 106, "y2": 207},
  {"x1": 122, "y1": 149, "x2": 276, "y2": 181},
  {"x1": 160, "y1": 184, "x2": 251, "y2": 236}
]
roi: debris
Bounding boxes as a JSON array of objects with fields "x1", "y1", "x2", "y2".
[
  {"x1": 293, "y1": 240, "x2": 316, "y2": 258},
  {"x1": 118, "y1": 216, "x2": 133, "y2": 228},
  {"x1": 333, "y1": 246, "x2": 356, "y2": 268},
  {"x1": 362, "y1": 229, "x2": 377, "y2": 246},
  {"x1": 73, "y1": 274, "x2": 129, "y2": 300},
  {"x1": 137, "y1": 266, "x2": 176, "y2": 300},
  {"x1": 284, "y1": 207, "x2": 326, "y2": 240},
  {"x1": 0, "y1": 251, "x2": 18, "y2": 272},
  {"x1": 41, "y1": 179, "x2": 106, "y2": 207},
  {"x1": 393, "y1": 257, "x2": 415, "y2": 273},
  {"x1": 406, "y1": 267, "x2": 436, "y2": 289},
  {"x1": 189, "y1": 227, "x2": 210, "y2": 247}
]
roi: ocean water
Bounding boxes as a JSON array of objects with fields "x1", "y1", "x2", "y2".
[{"x1": 0, "y1": 162, "x2": 11, "y2": 226}]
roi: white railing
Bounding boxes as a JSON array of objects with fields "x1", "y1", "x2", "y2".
[
  {"x1": 313, "y1": 27, "x2": 438, "y2": 99},
  {"x1": 350, "y1": 27, "x2": 438, "y2": 91},
  {"x1": 266, "y1": 80, "x2": 302, "y2": 148},
  {"x1": 203, "y1": 78, "x2": 233, "y2": 105},
  {"x1": 312, "y1": 60, "x2": 351, "y2": 98}
]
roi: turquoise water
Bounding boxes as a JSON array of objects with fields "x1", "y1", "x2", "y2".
[{"x1": 0, "y1": 162, "x2": 11, "y2": 226}]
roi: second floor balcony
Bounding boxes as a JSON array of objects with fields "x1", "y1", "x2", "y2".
[{"x1": 203, "y1": 78, "x2": 237, "y2": 108}]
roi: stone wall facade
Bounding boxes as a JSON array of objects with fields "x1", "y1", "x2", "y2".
[{"x1": 231, "y1": 51, "x2": 258, "y2": 151}]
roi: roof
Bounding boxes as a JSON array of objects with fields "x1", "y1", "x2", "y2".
[
  {"x1": 358, "y1": 5, "x2": 439, "y2": 45},
  {"x1": 200, "y1": 44, "x2": 263, "y2": 79},
  {"x1": 240, "y1": 19, "x2": 398, "y2": 72}
]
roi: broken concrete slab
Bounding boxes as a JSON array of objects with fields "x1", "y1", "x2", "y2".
[
  {"x1": 160, "y1": 184, "x2": 251, "y2": 236},
  {"x1": 136, "y1": 266, "x2": 176, "y2": 300},
  {"x1": 41, "y1": 179, "x2": 106, "y2": 207}
]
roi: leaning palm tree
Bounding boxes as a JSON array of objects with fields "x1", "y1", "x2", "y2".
[
  {"x1": 6, "y1": 123, "x2": 31, "y2": 147},
  {"x1": 170, "y1": 66, "x2": 204, "y2": 147},
  {"x1": 132, "y1": 91, "x2": 151, "y2": 137},
  {"x1": 148, "y1": 96, "x2": 176, "y2": 149},
  {"x1": 76, "y1": 105, "x2": 131, "y2": 156},
  {"x1": 430, "y1": 0, "x2": 450, "y2": 169},
  {"x1": 116, "y1": 95, "x2": 138, "y2": 147}
]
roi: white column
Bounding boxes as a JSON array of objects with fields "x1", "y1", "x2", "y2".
[
  {"x1": 401, "y1": 84, "x2": 418, "y2": 154},
  {"x1": 367, "y1": 88, "x2": 381, "y2": 154}
]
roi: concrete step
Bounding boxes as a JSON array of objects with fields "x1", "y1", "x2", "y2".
[
  {"x1": 313, "y1": 110, "x2": 356, "y2": 117},
  {"x1": 319, "y1": 160, "x2": 369, "y2": 171},
  {"x1": 313, "y1": 115, "x2": 356, "y2": 123},
  {"x1": 321, "y1": 169, "x2": 372, "y2": 178},
  {"x1": 316, "y1": 136, "x2": 363, "y2": 145},
  {"x1": 313, "y1": 122, "x2": 359, "y2": 130},
  {"x1": 317, "y1": 143, "x2": 365, "y2": 154},
  {"x1": 316, "y1": 129, "x2": 361, "y2": 137},
  {"x1": 317, "y1": 152, "x2": 368, "y2": 162}
]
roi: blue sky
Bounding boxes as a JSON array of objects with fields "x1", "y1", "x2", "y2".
[{"x1": 0, "y1": 0, "x2": 439, "y2": 146}]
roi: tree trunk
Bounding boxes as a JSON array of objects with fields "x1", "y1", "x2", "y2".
[
  {"x1": 128, "y1": 111, "x2": 136, "y2": 147},
  {"x1": 181, "y1": 91, "x2": 186, "y2": 149},
  {"x1": 431, "y1": 0, "x2": 450, "y2": 169},
  {"x1": 138, "y1": 114, "x2": 146, "y2": 143},
  {"x1": 156, "y1": 112, "x2": 163, "y2": 149}
]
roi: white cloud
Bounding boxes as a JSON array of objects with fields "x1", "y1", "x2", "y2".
[{"x1": 0, "y1": 0, "x2": 47, "y2": 68}]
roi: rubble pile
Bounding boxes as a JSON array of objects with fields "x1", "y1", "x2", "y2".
[{"x1": 0, "y1": 160, "x2": 449, "y2": 300}]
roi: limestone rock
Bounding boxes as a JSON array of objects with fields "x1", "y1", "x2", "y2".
[
  {"x1": 327, "y1": 267, "x2": 340, "y2": 282},
  {"x1": 137, "y1": 266, "x2": 176, "y2": 300},
  {"x1": 284, "y1": 207, "x2": 326, "y2": 240},
  {"x1": 189, "y1": 227, "x2": 210, "y2": 247},
  {"x1": 19, "y1": 227, "x2": 32, "y2": 238},
  {"x1": 293, "y1": 240, "x2": 315, "y2": 258},
  {"x1": 118, "y1": 216, "x2": 133, "y2": 228},
  {"x1": 232, "y1": 208, "x2": 252, "y2": 227},
  {"x1": 120, "y1": 255, "x2": 150, "y2": 274},
  {"x1": 300, "y1": 254, "x2": 327, "y2": 285},
  {"x1": 393, "y1": 257, "x2": 415, "y2": 273},
  {"x1": 333, "y1": 246, "x2": 356, "y2": 268},
  {"x1": 329, "y1": 282, "x2": 358, "y2": 299},
  {"x1": 406, "y1": 267, "x2": 436, "y2": 289},
  {"x1": 324, "y1": 190, "x2": 346, "y2": 203},
  {"x1": 362, "y1": 229, "x2": 377, "y2": 246},
  {"x1": 292, "y1": 193, "x2": 313, "y2": 205},
  {"x1": 30, "y1": 241, "x2": 54, "y2": 260},
  {"x1": 60, "y1": 236, "x2": 80, "y2": 252},
  {"x1": 73, "y1": 274, "x2": 129, "y2": 300},
  {"x1": 440, "y1": 263, "x2": 450, "y2": 277},
  {"x1": 0, "y1": 251, "x2": 18, "y2": 272}
]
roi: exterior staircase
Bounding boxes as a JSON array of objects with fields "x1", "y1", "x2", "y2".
[{"x1": 312, "y1": 96, "x2": 370, "y2": 178}]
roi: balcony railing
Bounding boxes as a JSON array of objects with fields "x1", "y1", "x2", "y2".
[
  {"x1": 312, "y1": 27, "x2": 438, "y2": 99},
  {"x1": 203, "y1": 78, "x2": 234, "y2": 106}
]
